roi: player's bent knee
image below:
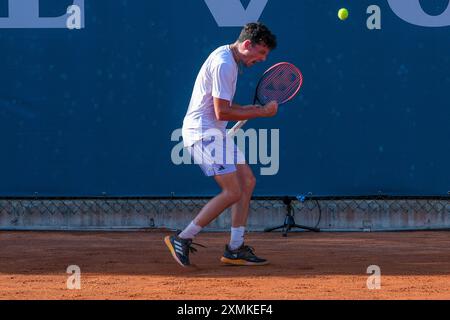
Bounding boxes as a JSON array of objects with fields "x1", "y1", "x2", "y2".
[
  {"x1": 224, "y1": 188, "x2": 242, "y2": 204},
  {"x1": 241, "y1": 174, "x2": 256, "y2": 194},
  {"x1": 246, "y1": 175, "x2": 256, "y2": 191}
]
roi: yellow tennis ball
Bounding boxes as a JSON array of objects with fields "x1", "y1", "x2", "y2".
[{"x1": 338, "y1": 8, "x2": 349, "y2": 21}]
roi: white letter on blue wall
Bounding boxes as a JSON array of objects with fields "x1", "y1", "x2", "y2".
[
  {"x1": 387, "y1": 0, "x2": 450, "y2": 27},
  {"x1": 0, "y1": 0, "x2": 85, "y2": 29},
  {"x1": 204, "y1": 0, "x2": 268, "y2": 27},
  {"x1": 367, "y1": 5, "x2": 381, "y2": 30}
]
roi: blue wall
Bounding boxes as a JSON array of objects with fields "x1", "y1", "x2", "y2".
[{"x1": 0, "y1": 0, "x2": 449, "y2": 197}]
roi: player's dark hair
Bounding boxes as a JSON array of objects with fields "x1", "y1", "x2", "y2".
[{"x1": 238, "y1": 22, "x2": 277, "y2": 50}]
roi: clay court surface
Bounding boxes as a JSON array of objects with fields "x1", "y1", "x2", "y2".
[{"x1": 0, "y1": 230, "x2": 449, "y2": 300}]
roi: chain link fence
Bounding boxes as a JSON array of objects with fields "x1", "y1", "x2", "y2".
[{"x1": 1, "y1": 196, "x2": 449, "y2": 231}]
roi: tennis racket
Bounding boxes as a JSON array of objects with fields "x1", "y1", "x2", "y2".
[{"x1": 227, "y1": 62, "x2": 303, "y2": 137}]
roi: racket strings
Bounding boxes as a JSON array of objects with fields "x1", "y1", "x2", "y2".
[
  {"x1": 257, "y1": 63, "x2": 303, "y2": 105},
  {"x1": 270, "y1": 73, "x2": 301, "y2": 94},
  {"x1": 260, "y1": 64, "x2": 293, "y2": 89},
  {"x1": 257, "y1": 77, "x2": 301, "y2": 104}
]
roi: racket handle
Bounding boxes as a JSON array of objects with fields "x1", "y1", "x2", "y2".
[{"x1": 227, "y1": 120, "x2": 248, "y2": 137}]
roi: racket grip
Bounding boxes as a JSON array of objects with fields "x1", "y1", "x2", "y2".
[{"x1": 227, "y1": 120, "x2": 248, "y2": 137}]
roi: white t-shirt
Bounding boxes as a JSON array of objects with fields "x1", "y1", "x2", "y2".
[{"x1": 182, "y1": 45, "x2": 238, "y2": 147}]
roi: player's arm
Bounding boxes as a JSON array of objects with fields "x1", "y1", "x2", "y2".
[
  {"x1": 213, "y1": 97, "x2": 277, "y2": 121},
  {"x1": 230, "y1": 102, "x2": 260, "y2": 111}
]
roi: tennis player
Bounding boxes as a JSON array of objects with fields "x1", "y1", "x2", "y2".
[{"x1": 165, "y1": 23, "x2": 278, "y2": 267}]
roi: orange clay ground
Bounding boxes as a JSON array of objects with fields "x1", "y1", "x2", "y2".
[{"x1": 0, "y1": 230, "x2": 449, "y2": 300}]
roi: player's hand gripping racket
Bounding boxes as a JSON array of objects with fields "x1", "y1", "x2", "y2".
[{"x1": 227, "y1": 62, "x2": 303, "y2": 137}]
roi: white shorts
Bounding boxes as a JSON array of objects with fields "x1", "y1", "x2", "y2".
[{"x1": 187, "y1": 136, "x2": 246, "y2": 177}]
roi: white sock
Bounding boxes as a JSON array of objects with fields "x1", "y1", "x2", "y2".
[
  {"x1": 229, "y1": 226, "x2": 245, "y2": 250},
  {"x1": 179, "y1": 221, "x2": 202, "y2": 240}
]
